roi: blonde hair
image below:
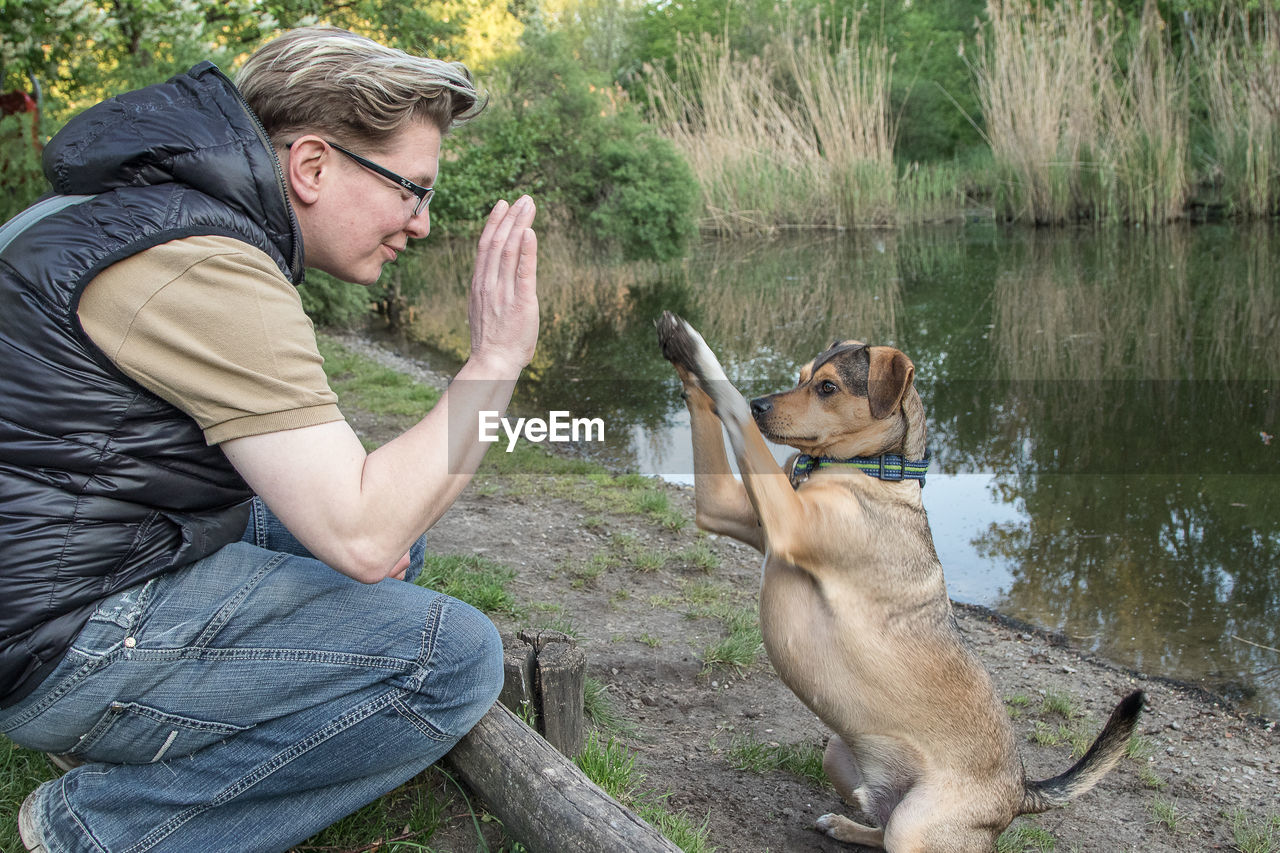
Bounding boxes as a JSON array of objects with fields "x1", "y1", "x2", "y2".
[{"x1": 236, "y1": 26, "x2": 483, "y2": 149}]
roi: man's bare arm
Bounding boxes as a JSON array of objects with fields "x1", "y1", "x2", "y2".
[{"x1": 222, "y1": 198, "x2": 538, "y2": 583}]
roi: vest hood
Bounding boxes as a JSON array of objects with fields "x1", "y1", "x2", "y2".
[{"x1": 42, "y1": 61, "x2": 303, "y2": 283}]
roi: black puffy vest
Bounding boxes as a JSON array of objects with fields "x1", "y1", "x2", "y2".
[{"x1": 0, "y1": 62, "x2": 304, "y2": 706}]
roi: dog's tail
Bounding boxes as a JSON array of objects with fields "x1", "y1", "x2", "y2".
[{"x1": 1019, "y1": 690, "x2": 1145, "y2": 815}]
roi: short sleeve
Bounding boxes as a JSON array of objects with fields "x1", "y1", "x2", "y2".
[{"x1": 78, "y1": 235, "x2": 344, "y2": 445}]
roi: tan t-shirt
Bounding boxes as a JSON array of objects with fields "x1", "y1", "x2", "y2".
[{"x1": 78, "y1": 235, "x2": 344, "y2": 445}]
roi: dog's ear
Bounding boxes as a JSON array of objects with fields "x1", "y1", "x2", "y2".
[{"x1": 867, "y1": 347, "x2": 915, "y2": 419}]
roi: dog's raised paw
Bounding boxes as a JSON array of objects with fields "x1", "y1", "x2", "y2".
[
  {"x1": 655, "y1": 311, "x2": 697, "y2": 370},
  {"x1": 655, "y1": 312, "x2": 729, "y2": 384}
]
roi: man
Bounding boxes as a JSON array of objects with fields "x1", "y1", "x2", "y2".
[{"x1": 0, "y1": 26, "x2": 538, "y2": 852}]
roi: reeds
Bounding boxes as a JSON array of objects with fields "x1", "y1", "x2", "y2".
[
  {"x1": 645, "y1": 0, "x2": 1279, "y2": 231},
  {"x1": 1198, "y1": 7, "x2": 1280, "y2": 218},
  {"x1": 645, "y1": 13, "x2": 901, "y2": 234},
  {"x1": 971, "y1": 0, "x2": 1189, "y2": 225}
]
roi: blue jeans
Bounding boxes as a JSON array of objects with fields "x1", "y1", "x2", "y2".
[{"x1": 0, "y1": 498, "x2": 503, "y2": 852}]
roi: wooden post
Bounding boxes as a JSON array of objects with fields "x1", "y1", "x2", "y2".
[
  {"x1": 443, "y1": 702, "x2": 683, "y2": 853},
  {"x1": 499, "y1": 629, "x2": 586, "y2": 757}
]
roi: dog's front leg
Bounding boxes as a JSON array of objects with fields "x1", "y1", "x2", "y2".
[
  {"x1": 658, "y1": 313, "x2": 810, "y2": 565},
  {"x1": 675, "y1": 365, "x2": 764, "y2": 551}
]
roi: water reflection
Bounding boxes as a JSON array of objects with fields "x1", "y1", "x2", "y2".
[{"x1": 398, "y1": 222, "x2": 1279, "y2": 717}]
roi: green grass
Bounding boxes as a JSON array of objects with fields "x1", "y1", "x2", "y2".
[
  {"x1": 574, "y1": 733, "x2": 713, "y2": 853},
  {"x1": 317, "y1": 336, "x2": 441, "y2": 417},
  {"x1": 610, "y1": 532, "x2": 670, "y2": 573},
  {"x1": 1228, "y1": 808, "x2": 1280, "y2": 853},
  {"x1": 563, "y1": 550, "x2": 615, "y2": 588},
  {"x1": 672, "y1": 538, "x2": 720, "y2": 573},
  {"x1": 1028, "y1": 721, "x2": 1092, "y2": 758},
  {"x1": 1149, "y1": 797, "x2": 1181, "y2": 832},
  {"x1": 1, "y1": 743, "x2": 57, "y2": 853},
  {"x1": 724, "y1": 733, "x2": 826, "y2": 787},
  {"x1": 584, "y1": 678, "x2": 637, "y2": 738},
  {"x1": 1039, "y1": 689, "x2": 1077, "y2": 719},
  {"x1": 415, "y1": 553, "x2": 521, "y2": 618},
  {"x1": 702, "y1": 606, "x2": 764, "y2": 673},
  {"x1": 996, "y1": 821, "x2": 1056, "y2": 852}
]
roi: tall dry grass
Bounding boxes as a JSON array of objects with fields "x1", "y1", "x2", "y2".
[
  {"x1": 1106, "y1": 2, "x2": 1189, "y2": 224},
  {"x1": 784, "y1": 17, "x2": 897, "y2": 225},
  {"x1": 1199, "y1": 7, "x2": 1280, "y2": 218},
  {"x1": 972, "y1": 0, "x2": 1189, "y2": 225},
  {"x1": 970, "y1": 0, "x2": 1109, "y2": 224},
  {"x1": 646, "y1": 1, "x2": 1277, "y2": 230},
  {"x1": 645, "y1": 14, "x2": 901, "y2": 234}
]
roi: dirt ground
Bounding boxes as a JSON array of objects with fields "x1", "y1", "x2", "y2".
[{"x1": 334, "y1": 332, "x2": 1279, "y2": 853}]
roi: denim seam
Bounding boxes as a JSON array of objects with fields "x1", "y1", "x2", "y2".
[
  {"x1": 0, "y1": 650, "x2": 104, "y2": 732},
  {"x1": 405, "y1": 594, "x2": 445, "y2": 694},
  {"x1": 249, "y1": 498, "x2": 268, "y2": 549},
  {"x1": 56, "y1": 773, "x2": 111, "y2": 853},
  {"x1": 390, "y1": 694, "x2": 451, "y2": 741},
  {"x1": 119, "y1": 686, "x2": 448, "y2": 853},
  {"x1": 192, "y1": 553, "x2": 286, "y2": 649},
  {"x1": 120, "y1": 646, "x2": 419, "y2": 673},
  {"x1": 74, "y1": 701, "x2": 250, "y2": 758}
]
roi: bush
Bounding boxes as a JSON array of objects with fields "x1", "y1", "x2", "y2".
[
  {"x1": 435, "y1": 29, "x2": 698, "y2": 262},
  {"x1": 297, "y1": 271, "x2": 373, "y2": 328}
]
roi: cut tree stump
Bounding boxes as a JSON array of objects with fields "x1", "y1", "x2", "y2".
[
  {"x1": 443, "y1": 701, "x2": 682, "y2": 853},
  {"x1": 498, "y1": 629, "x2": 586, "y2": 757}
]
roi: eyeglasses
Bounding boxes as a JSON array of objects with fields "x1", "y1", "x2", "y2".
[{"x1": 326, "y1": 140, "x2": 435, "y2": 217}]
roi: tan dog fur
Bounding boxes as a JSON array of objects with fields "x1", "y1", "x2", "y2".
[{"x1": 656, "y1": 312, "x2": 1142, "y2": 853}]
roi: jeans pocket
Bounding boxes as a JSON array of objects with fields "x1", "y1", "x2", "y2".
[{"x1": 72, "y1": 701, "x2": 251, "y2": 765}]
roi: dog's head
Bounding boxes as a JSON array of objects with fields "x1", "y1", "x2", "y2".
[{"x1": 749, "y1": 339, "x2": 926, "y2": 459}]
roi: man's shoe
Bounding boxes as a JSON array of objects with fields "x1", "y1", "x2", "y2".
[{"x1": 18, "y1": 789, "x2": 46, "y2": 852}]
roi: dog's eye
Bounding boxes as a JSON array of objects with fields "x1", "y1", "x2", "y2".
[{"x1": 817, "y1": 380, "x2": 839, "y2": 396}]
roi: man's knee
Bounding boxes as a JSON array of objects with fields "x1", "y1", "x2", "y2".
[
  {"x1": 418, "y1": 598, "x2": 503, "y2": 735},
  {"x1": 457, "y1": 602, "x2": 504, "y2": 713}
]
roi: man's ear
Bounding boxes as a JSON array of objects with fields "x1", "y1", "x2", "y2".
[
  {"x1": 867, "y1": 347, "x2": 914, "y2": 419},
  {"x1": 282, "y1": 136, "x2": 329, "y2": 207}
]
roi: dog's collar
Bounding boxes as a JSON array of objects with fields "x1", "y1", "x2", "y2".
[{"x1": 791, "y1": 451, "x2": 930, "y2": 486}]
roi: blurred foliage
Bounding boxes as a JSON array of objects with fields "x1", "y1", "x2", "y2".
[
  {"x1": 297, "y1": 270, "x2": 374, "y2": 327},
  {"x1": 0, "y1": 111, "x2": 47, "y2": 222},
  {"x1": 0, "y1": 0, "x2": 525, "y2": 128},
  {"x1": 436, "y1": 27, "x2": 698, "y2": 261}
]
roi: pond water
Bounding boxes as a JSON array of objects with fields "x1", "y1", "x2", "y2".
[{"x1": 402, "y1": 221, "x2": 1280, "y2": 718}]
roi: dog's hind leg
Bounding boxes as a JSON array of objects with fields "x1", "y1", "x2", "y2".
[
  {"x1": 815, "y1": 813, "x2": 886, "y2": 848},
  {"x1": 824, "y1": 735, "x2": 876, "y2": 819}
]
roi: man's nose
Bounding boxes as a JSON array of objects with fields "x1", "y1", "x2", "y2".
[{"x1": 406, "y1": 207, "x2": 430, "y2": 239}]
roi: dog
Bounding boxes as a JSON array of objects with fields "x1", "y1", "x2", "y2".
[{"x1": 656, "y1": 311, "x2": 1143, "y2": 853}]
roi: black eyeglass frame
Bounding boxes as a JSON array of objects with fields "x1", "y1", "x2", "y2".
[{"x1": 325, "y1": 140, "x2": 435, "y2": 217}]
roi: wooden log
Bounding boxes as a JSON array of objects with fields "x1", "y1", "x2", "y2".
[
  {"x1": 498, "y1": 633, "x2": 536, "y2": 722},
  {"x1": 443, "y1": 702, "x2": 682, "y2": 853},
  {"x1": 499, "y1": 630, "x2": 586, "y2": 757},
  {"x1": 525, "y1": 630, "x2": 585, "y2": 757}
]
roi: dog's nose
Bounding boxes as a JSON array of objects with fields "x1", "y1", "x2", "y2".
[{"x1": 750, "y1": 397, "x2": 772, "y2": 417}]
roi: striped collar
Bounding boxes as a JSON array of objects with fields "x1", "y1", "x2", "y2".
[{"x1": 791, "y1": 451, "x2": 930, "y2": 486}]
